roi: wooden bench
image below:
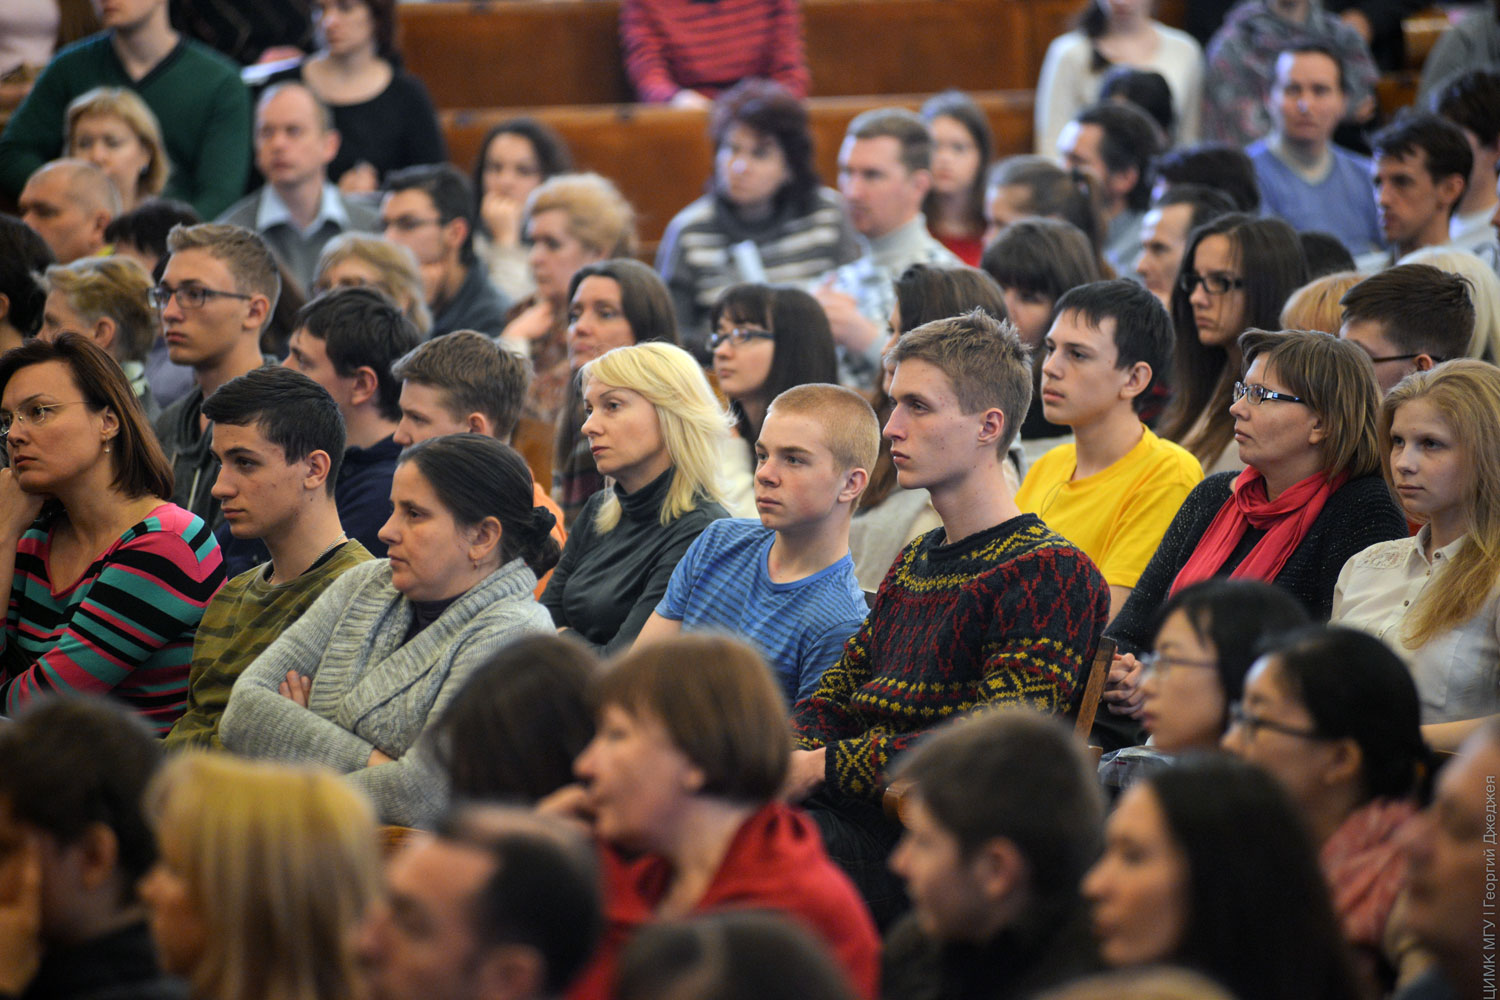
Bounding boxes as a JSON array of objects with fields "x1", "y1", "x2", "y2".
[
  {"x1": 401, "y1": 0, "x2": 1186, "y2": 110},
  {"x1": 441, "y1": 90, "x2": 1034, "y2": 247}
]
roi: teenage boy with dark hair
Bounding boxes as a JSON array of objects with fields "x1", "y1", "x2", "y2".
[
  {"x1": 636, "y1": 383, "x2": 879, "y2": 704},
  {"x1": 283, "y1": 286, "x2": 422, "y2": 558},
  {"x1": 165, "y1": 367, "x2": 371, "y2": 750},
  {"x1": 787, "y1": 309, "x2": 1110, "y2": 925},
  {"x1": 884, "y1": 711, "x2": 1104, "y2": 1000},
  {"x1": 1370, "y1": 112, "x2": 1473, "y2": 260},
  {"x1": 1017, "y1": 279, "x2": 1201, "y2": 621},
  {"x1": 1432, "y1": 68, "x2": 1500, "y2": 252},
  {"x1": 1339, "y1": 263, "x2": 1476, "y2": 394},
  {"x1": 0, "y1": 698, "x2": 178, "y2": 1000}
]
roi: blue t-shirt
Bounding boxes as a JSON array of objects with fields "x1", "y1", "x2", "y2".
[
  {"x1": 655, "y1": 518, "x2": 868, "y2": 704},
  {"x1": 1248, "y1": 139, "x2": 1385, "y2": 255}
]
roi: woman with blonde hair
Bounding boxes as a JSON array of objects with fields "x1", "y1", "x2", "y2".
[
  {"x1": 1280, "y1": 270, "x2": 1363, "y2": 336},
  {"x1": 39, "y1": 255, "x2": 158, "y2": 414},
  {"x1": 311, "y1": 232, "x2": 432, "y2": 335},
  {"x1": 139, "y1": 753, "x2": 379, "y2": 1000},
  {"x1": 503, "y1": 173, "x2": 638, "y2": 425},
  {"x1": 1334, "y1": 359, "x2": 1500, "y2": 751},
  {"x1": 541, "y1": 341, "x2": 729, "y2": 654},
  {"x1": 65, "y1": 87, "x2": 168, "y2": 211}
]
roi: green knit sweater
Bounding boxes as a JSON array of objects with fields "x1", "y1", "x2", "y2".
[{"x1": 0, "y1": 33, "x2": 251, "y2": 218}]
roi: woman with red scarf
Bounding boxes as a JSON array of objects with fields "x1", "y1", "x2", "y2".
[{"x1": 1105, "y1": 329, "x2": 1408, "y2": 663}]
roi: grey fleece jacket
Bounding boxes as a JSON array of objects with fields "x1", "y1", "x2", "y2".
[{"x1": 219, "y1": 557, "x2": 552, "y2": 827}]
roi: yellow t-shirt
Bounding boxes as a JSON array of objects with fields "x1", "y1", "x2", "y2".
[{"x1": 1016, "y1": 426, "x2": 1203, "y2": 588}]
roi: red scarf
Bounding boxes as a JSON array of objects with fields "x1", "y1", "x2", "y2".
[{"x1": 1170, "y1": 467, "x2": 1348, "y2": 596}]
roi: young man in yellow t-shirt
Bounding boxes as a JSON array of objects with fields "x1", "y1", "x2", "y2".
[{"x1": 1016, "y1": 278, "x2": 1202, "y2": 621}]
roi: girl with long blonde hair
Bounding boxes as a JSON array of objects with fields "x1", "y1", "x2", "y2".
[
  {"x1": 1333, "y1": 359, "x2": 1500, "y2": 750},
  {"x1": 541, "y1": 341, "x2": 730, "y2": 654}
]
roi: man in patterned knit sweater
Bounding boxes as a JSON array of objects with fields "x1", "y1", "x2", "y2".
[{"x1": 787, "y1": 309, "x2": 1110, "y2": 926}]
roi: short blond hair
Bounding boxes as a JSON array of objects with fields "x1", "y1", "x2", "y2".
[
  {"x1": 581, "y1": 342, "x2": 730, "y2": 532},
  {"x1": 1279, "y1": 270, "x2": 1363, "y2": 336},
  {"x1": 44, "y1": 255, "x2": 156, "y2": 363},
  {"x1": 526, "y1": 172, "x2": 639, "y2": 259},
  {"x1": 66, "y1": 87, "x2": 170, "y2": 198},
  {"x1": 765, "y1": 383, "x2": 879, "y2": 474},
  {"x1": 314, "y1": 232, "x2": 432, "y2": 334},
  {"x1": 146, "y1": 754, "x2": 379, "y2": 1000},
  {"x1": 166, "y1": 222, "x2": 281, "y2": 321}
]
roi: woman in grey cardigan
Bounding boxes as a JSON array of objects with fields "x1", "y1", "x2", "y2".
[{"x1": 221, "y1": 435, "x2": 560, "y2": 827}]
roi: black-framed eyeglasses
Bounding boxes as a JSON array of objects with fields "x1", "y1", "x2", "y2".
[
  {"x1": 1232, "y1": 381, "x2": 1307, "y2": 406},
  {"x1": 1227, "y1": 702, "x2": 1323, "y2": 741},
  {"x1": 149, "y1": 283, "x2": 253, "y2": 311},
  {"x1": 708, "y1": 326, "x2": 775, "y2": 350},
  {"x1": 1139, "y1": 652, "x2": 1219, "y2": 678},
  {"x1": 0, "y1": 400, "x2": 90, "y2": 437},
  {"x1": 1178, "y1": 272, "x2": 1245, "y2": 296}
]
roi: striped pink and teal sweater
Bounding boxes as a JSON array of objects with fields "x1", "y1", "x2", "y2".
[{"x1": 2, "y1": 503, "x2": 225, "y2": 734}]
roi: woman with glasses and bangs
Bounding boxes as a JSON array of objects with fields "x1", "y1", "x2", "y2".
[
  {"x1": 1157, "y1": 214, "x2": 1309, "y2": 475},
  {"x1": 0, "y1": 334, "x2": 224, "y2": 735},
  {"x1": 1105, "y1": 329, "x2": 1408, "y2": 682}
]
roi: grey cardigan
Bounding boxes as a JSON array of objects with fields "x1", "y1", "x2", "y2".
[{"x1": 220, "y1": 557, "x2": 553, "y2": 826}]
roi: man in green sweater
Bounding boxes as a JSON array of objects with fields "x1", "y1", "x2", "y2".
[
  {"x1": 0, "y1": 0, "x2": 251, "y2": 219},
  {"x1": 165, "y1": 365, "x2": 371, "y2": 750}
]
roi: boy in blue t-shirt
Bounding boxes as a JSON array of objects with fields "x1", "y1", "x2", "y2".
[{"x1": 636, "y1": 383, "x2": 880, "y2": 703}]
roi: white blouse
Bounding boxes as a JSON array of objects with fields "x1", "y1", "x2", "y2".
[{"x1": 1333, "y1": 528, "x2": 1500, "y2": 726}]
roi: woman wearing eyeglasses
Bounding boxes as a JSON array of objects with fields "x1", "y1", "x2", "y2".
[
  {"x1": 1098, "y1": 578, "x2": 1308, "y2": 798},
  {"x1": 0, "y1": 334, "x2": 224, "y2": 734},
  {"x1": 710, "y1": 283, "x2": 837, "y2": 480},
  {"x1": 1106, "y1": 329, "x2": 1408, "y2": 667},
  {"x1": 1223, "y1": 626, "x2": 1427, "y2": 992},
  {"x1": 1157, "y1": 214, "x2": 1309, "y2": 475},
  {"x1": 1333, "y1": 361, "x2": 1500, "y2": 753}
]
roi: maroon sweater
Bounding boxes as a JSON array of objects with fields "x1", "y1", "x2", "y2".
[{"x1": 619, "y1": 0, "x2": 810, "y2": 102}]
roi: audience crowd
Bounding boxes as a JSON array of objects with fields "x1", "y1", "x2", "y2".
[{"x1": 0, "y1": 1, "x2": 1497, "y2": 998}]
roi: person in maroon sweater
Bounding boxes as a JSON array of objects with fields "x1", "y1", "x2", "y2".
[
  {"x1": 787, "y1": 309, "x2": 1110, "y2": 927},
  {"x1": 619, "y1": 0, "x2": 809, "y2": 107},
  {"x1": 545, "y1": 633, "x2": 880, "y2": 1000}
]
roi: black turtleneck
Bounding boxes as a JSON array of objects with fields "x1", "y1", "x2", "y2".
[{"x1": 539, "y1": 467, "x2": 727, "y2": 655}]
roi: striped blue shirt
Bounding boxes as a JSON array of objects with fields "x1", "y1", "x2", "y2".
[{"x1": 656, "y1": 518, "x2": 868, "y2": 704}]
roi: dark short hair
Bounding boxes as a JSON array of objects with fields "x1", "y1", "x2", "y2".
[
  {"x1": 1073, "y1": 102, "x2": 1161, "y2": 212},
  {"x1": 1154, "y1": 183, "x2": 1236, "y2": 234},
  {"x1": 1275, "y1": 41, "x2": 1346, "y2": 94},
  {"x1": 437, "y1": 635, "x2": 596, "y2": 803},
  {"x1": 986, "y1": 156, "x2": 1107, "y2": 255},
  {"x1": 471, "y1": 117, "x2": 573, "y2": 234},
  {"x1": 567, "y1": 259, "x2": 680, "y2": 348},
  {"x1": 1143, "y1": 756, "x2": 1360, "y2": 1000},
  {"x1": 1100, "y1": 67, "x2": 1176, "y2": 139},
  {"x1": 0, "y1": 333, "x2": 172, "y2": 500},
  {"x1": 710, "y1": 283, "x2": 837, "y2": 442},
  {"x1": 846, "y1": 107, "x2": 932, "y2": 174},
  {"x1": 712, "y1": 79, "x2": 821, "y2": 215},
  {"x1": 1371, "y1": 111, "x2": 1474, "y2": 191},
  {"x1": 391, "y1": 331, "x2": 533, "y2": 442},
  {"x1": 438, "y1": 820, "x2": 604, "y2": 996},
  {"x1": 1298, "y1": 231, "x2": 1356, "y2": 280},
  {"x1": 1340, "y1": 263, "x2": 1475, "y2": 361},
  {"x1": 0, "y1": 213, "x2": 54, "y2": 335},
  {"x1": 895, "y1": 711, "x2": 1102, "y2": 906},
  {"x1": 1153, "y1": 144, "x2": 1261, "y2": 212},
  {"x1": 295, "y1": 286, "x2": 422, "y2": 423},
  {"x1": 385, "y1": 163, "x2": 478, "y2": 265},
  {"x1": 1433, "y1": 68, "x2": 1500, "y2": 148},
  {"x1": 102, "y1": 199, "x2": 201, "y2": 269},
  {"x1": 1053, "y1": 278, "x2": 1173, "y2": 413},
  {"x1": 981, "y1": 217, "x2": 1103, "y2": 301},
  {"x1": 0, "y1": 698, "x2": 162, "y2": 900},
  {"x1": 398, "y1": 434, "x2": 560, "y2": 578},
  {"x1": 1257, "y1": 625, "x2": 1426, "y2": 801},
  {"x1": 1147, "y1": 580, "x2": 1310, "y2": 726},
  {"x1": 202, "y1": 366, "x2": 346, "y2": 495},
  {"x1": 893, "y1": 263, "x2": 1008, "y2": 331}
]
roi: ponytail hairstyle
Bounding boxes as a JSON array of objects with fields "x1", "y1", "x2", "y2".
[
  {"x1": 1381, "y1": 360, "x2": 1500, "y2": 646},
  {"x1": 397, "y1": 435, "x2": 561, "y2": 579}
]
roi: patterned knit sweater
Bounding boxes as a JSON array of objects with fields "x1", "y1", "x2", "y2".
[{"x1": 793, "y1": 514, "x2": 1109, "y2": 801}]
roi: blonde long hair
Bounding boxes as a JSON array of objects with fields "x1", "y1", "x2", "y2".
[
  {"x1": 1381, "y1": 359, "x2": 1500, "y2": 645},
  {"x1": 146, "y1": 755, "x2": 379, "y2": 1000},
  {"x1": 580, "y1": 342, "x2": 730, "y2": 532}
]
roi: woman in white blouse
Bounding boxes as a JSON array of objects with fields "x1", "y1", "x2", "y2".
[
  {"x1": 1034, "y1": 0, "x2": 1203, "y2": 157},
  {"x1": 1333, "y1": 360, "x2": 1500, "y2": 751}
]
